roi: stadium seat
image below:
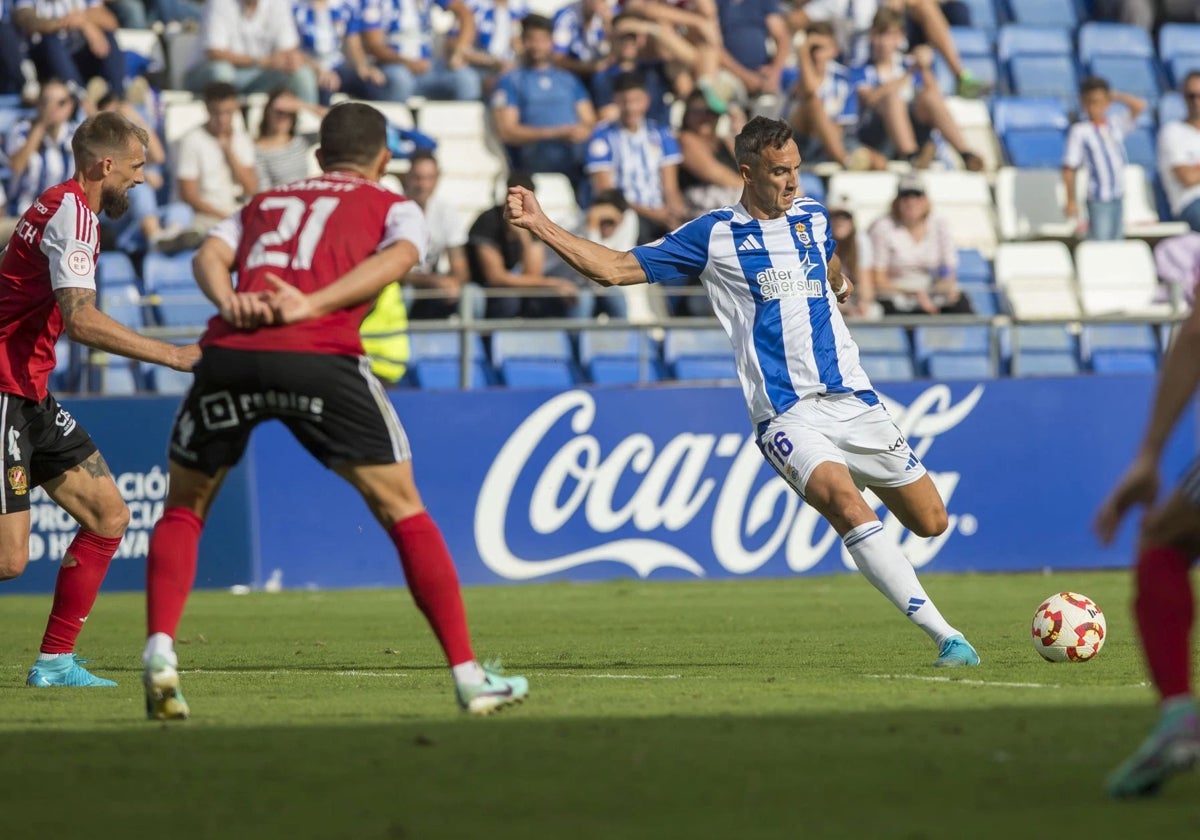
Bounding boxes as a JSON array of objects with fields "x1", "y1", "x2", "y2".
[
  {"x1": 99, "y1": 283, "x2": 148, "y2": 331},
  {"x1": 97, "y1": 251, "x2": 140, "y2": 289},
  {"x1": 533, "y1": 172, "x2": 582, "y2": 232},
  {"x1": 992, "y1": 97, "x2": 1069, "y2": 168},
  {"x1": 149, "y1": 366, "x2": 194, "y2": 396},
  {"x1": 950, "y1": 27, "x2": 995, "y2": 58},
  {"x1": 1159, "y1": 23, "x2": 1200, "y2": 62},
  {"x1": 1123, "y1": 126, "x2": 1157, "y2": 172},
  {"x1": 164, "y1": 28, "x2": 201, "y2": 90},
  {"x1": 499, "y1": 359, "x2": 577, "y2": 388},
  {"x1": 800, "y1": 172, "x2": 825, "y2": 204},
  {"x1": 434, "y1": 174, "x2": 501, "y2": 228},
  {"x1": 995, "y1": 167, "x2": 1073, "y2": 240},
  {"x1": 490, "y1": 329, "x2": 573, "y2": 364},
  {"x1": 358, "y1": 100, "x2": 414, "y2": 130},
  {"x1": 826, "y1": 171, "x2": 898, "y2": 238},
  {"x1": 1004, "y1": 0, "x2": 1078, "y2": 28},
  {"x1": 960, "y1": 283, "x2": 998, "y2": 316},
  {"x1": 587, "y1": 358, "x2": 662, "y2": 385},
  {"x1": 858, "y1": 353, "x2": 916, "y2": 382},
  {"x1": 1002, "y1": 129, "x2": 1066, "y2": 168},
  {"x1": 959, "y1": 54, "x2": 1001, "y2": 96},
  {"x1": 849, "y1": 325, "x2": 909, "y2": 355},
  {"x1": 921, "y1": 171, "x2": 998, "y2": 256},
  {"x1": 926, "y1": 354, "x2": 994, "y2": 380},
  {"x1": 0, "y1": 106, "x2": 32, "y2": 137},
  {"x1": 996, "y1": 25, "x2": 1073, "y2": 63},
  {"x1": 1168, "y1": 56, "x2": 1200, "y2": 89},
  {"x1": 114, "y1": 28, "x2": 165, "y2": 77},
  {"x1": 93, "y1": 358, "x2": 142, "y2": 395},
  {"x1": 1078, "y1": 22, "x2": 1155, "y2": 62},
  {"x1": 410, "y1": 330, "x2": 487, "y2": 363},
  {"x1": 945, "y1": 98, "x2": 1003, "y2": 173},
  {"x1": 143, "y1": 251, "x2": 197, "y2": 291},
  {"x1": 958, "y1": 0, "x2": 998, "y2": 29},
  {"x1": 1082, "y1": 324, "x2": 1159, "y2": 354},
  {"x1": 1075, "y1": 239, "x2": 1172, "y2": 317},
  {"x1": 1117, "y1": 165, "x2": 1189, "y2": 238},
  {"x1": 957, "y1": 249, "x2": 992, "y2": 284},
  {"x1": 1087, "y1": 56, "x2": 1162, "y2": 106},
  {"x1": 1091, "y1": 350, "x2": 1158, "y2": 373},
  {"x1": 1159, "y1": 92, "x2": 1186, "y2": 125},
  {"x1": 578, "y1": 329, "x2": 659, "y2": 384},
  {"x1": 412, "y1": 358, "x2": 492, "y2": 389},
  {"x1": 51, "y1": 337, "x2": 78, "y2": 393},
  {"x1": 417, "y1": 100, "x2": 505, "y2": 180},
  {"x1": 163, "y1": 100, "x2": 212, "y2": 146},
  {"x1": 155, "y1": 296, "x2": 217, "y2": 328},
  {"x1": 1007, "y1": 55, "x2": 1079, "y2": 112},
  {"x1": 662, "y1": 327, "x2": 732, "y2": 364},
  {"x1": 913, "y1": 326, "x2": 991, "y2": 368},
  {"x1": 994, "y1": 241, "x2": 1081, "y2": 319},
  {"x1": 1012, "y1": 324, "x2": 1076, "y2": 352},
  {"x1": 671, "y1": 356, "x2": 738, "y2": 382},
  {"x1": 1013, "y1": 350, "x2": 1080, "y2": 376}
]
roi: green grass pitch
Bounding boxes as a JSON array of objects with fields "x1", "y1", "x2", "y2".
[{"x1": 0, "y1": 570, "x2": 1196, "y2": 839}]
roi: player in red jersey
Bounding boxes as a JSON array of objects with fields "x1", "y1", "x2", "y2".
[
  {"x1": 0, "y1": 112, "x2": 200, "y2": 688},
  {"x1": 141, "y1": 102, "x2": 529, "y2": 720},
  {"x1": 1095, "y1": 299, "x2": 1200, "y2": 797}
]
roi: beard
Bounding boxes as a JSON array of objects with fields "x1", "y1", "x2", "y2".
[{"x1": 100, "y1": 183, "x2": 131, "y2": 219}]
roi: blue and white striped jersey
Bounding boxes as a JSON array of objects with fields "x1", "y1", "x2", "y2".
[
  {"x1": 1063, "y1": 114, "x2": 1130, "y2": 201},
  {"x1": 293, "y1": 0, "x2": 364, "y2": 70},
  {"x1": 585, "y1": 119, "x2": 682, "y2": 209},
  {"x1": 466, "y1": 0, "x2": 526, "y2": 59},
  {"x1": 363, "y1": 0, "x2": 449, "y2": 60},
  {"x1": 5, "y1": 117, "x2": 77, "y2": 216},
  {"x1": 551, "y1": 1, "x2": 606, "y2": 63},
  {"x1": 631, "y1": 196, "x2": 871, "y2": 424}
]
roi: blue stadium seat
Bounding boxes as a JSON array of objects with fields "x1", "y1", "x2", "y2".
[
  {"x1": 957, "y1": 249, "x2": 992, "y2": 283},
  {"x1": 1160, "y1": 92, "x2": 1186, "y2": 125},
  {"x1": 51, "y1": 338, "x2": 78, "y2": 393},
  {"x1": 410, "y1": 330, "x2": 486, "y2": 363},
  {"x1": 992, "y1": 97, "x2": 1070, "y2": 133},
  {"x1": 100, "y1": 283, "x2": 148, "y2": 330},
  {"x1": 1004, "y1": 0, "x2": 1078, "y2": 28},
  {"x1": 149, "y1": 366, "x2": 194, "y2": 395},
  {"x1": 1078, "y1": 22, "x2": 1155, "y2": 62},
  {"x1": 1168, "y1": 56, "x2": 1200, "y2": 89},
  {"x1": 412, "y1": 358, "x2": 492, "y2": 389},
  {"x1": 996, "y1": 26, "x2": 1073, "y2": 62},
  {"x1": 960, "y1": 55, "x2": 1000, "y2": 92},
  {"x1": 960, "y1": 284, "x2": 998, "y2": 316},
  {"x1": 1083, "y1": 324, "x2": 1158, "y2": 353},
  {"x1": 1014, "y1": 350, "x2": 1080, "y2": 376},
  {"x1": 913, "y1": 326, "x2": 991, "y2": 365},
  {"x1": 950, "y1": 27, "x2": 994, "y2": 57},
  {"x1": 672, "y1": 356, "x2": 738, "y2": 381},
  {"x1": 662, "y1": 328, "x2": 730, "y2": 363},
  {"x1": 959, "y1": 0, "x2": 999, "y2": 30},
  {"x1": 154, "y1": 295, "x2": 216, "y2": 327},
  {"x1": 96, "y1": 251, "x2": 139, "y2": 289},
  {"x1": 142, "y1": 251, "x2": 197, "y2": 290},
  {"x1": 1087, "y1": 56, "x2": 1162, "y2": 105},
  {"x1": 800, "y1": 172, "x2": 825, "y2": 204},
  {"x1": 587, "y1": 358, "x2": 662, "y2": 385},
  {"x1": 851, "y1": 326, "x2": 910, "y2": 355},
  {"x1": 499, "y1": 359, "x2": 577, "y2": 388},
  {"x1": 490, "y1": 329, "x2": 572, "y2": 364},
  {"x1": 578, "y1": 329, "x2": 659, "y2": 384},
  {"x1": 1159, "y1": 23, "x2": 1200, "y2": 61},
  {"x1": 0, "y1": 107, "x2": 32, "y2": 137},
  {"x1": 1091, "y1": 350, "x2": 1158, "y2": 373},
  {"x1": 926, "y1": 354, "x2": 994, "y2": 380},
  {"x1": 1003, "y1": 129, "x2": 1066, "y2": 168},
  {"x1": 94, "y1": 359, "x2": 142, "y2": 395},
  {"x1": 1013, "y1": 325, "x2": 1076, "y2": 352},
  {"x1": 1008, "y1": 55, "x2": 1079, "y2": 111},
  {"x1": 1123, "y1": 127, "x2": 1157, "y2": 172},
  {"x1": 859, "y1": 353, "x2": 916, "y2": 382}
]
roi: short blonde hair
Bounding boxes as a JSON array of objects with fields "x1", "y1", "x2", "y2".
[{"x1": 71, "y1": 112, "x2": 150, "y2": 166}]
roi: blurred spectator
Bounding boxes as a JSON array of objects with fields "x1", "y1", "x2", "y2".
[
  {"x1": 149, "y1": 0, "x2": 202, "y2": 24},
  {"x1": 492, "y1": 13, "x2": 596, "y2": 181},
  {"x1": 185, "y1": 0, "x2": 319, "y2": 104},
  {"x1": 360, "y1": 0, "x2": 480, "y2": 102},
  {"x1": 14, "y1": 0, "x2": 127, "y2": 97},
  {"x1": 1159, "y1": 71, "x2": 1200, "y2": 233},
  {"x1": 829, "y1": 202, "x2": 878, "y2": 318},
  {"x1": 1162, "y1": 0, "x2": 1200, "y2": 24},
  {"x1": 460, "y1": 0, "x2": 527, "y2": 96},
  {"x1": 853, "y1": 8, "x2": 982, "y2": 170},
  {"x1": 293, "y1": 0, "x2": 389, "y2": 104},
  {"x1": 715, "y1": 0, "x2": 789, "y2": 108},
  {"x1": 790, "y1": 0, "x2": 982, "y2": 98},
  {"x1": 359, "y1": 282, "x2": 411, "y2": 386},
  {"x1": 1, "y1": 0, "x2": 26, "y2": 95},
  {"x1": 1094, "y1": 0, "x2": 1155, "y2": 29},
  {"x1": 97, "y1": 91, "x2": 200, "y2": 257},
  {"x1": 174, "y1": 82, "x2": 257, "y2": 235},
  {"x1": 783, "y1": 22, "x2": 881, "y2": 170},
  {"x1": 592, "y1": 11, "x2": 700, "y2": 126},
  {"x1": 5, "y1": 80, "x2": 80, "y2": 216},
  {"x1": 867, "y1": 172, "x2": 970, "y2": 316},
  {"x1": 551, "y1": 0, "x2": 612, "y2": 81},
  {"x1": 1154, "y1": 232, "x2": 1200, "y2": 307},
  {"x1": 399, "y1": 150, "x2": 471, "y2": 320},
  {"x1": 254, "y1": 87, "x2": 324, "y2": 189},
  {"x1": 1062, "y1": 77, "x2": 1146, "y2": 242},
  {"x1": 676, "y1": 88, "x2": 741, "y2": 217},
  {"x1": 586, "y1": 71, "x2": 686, "y2": 244},
  {"x1": 0, "y1": 182, "x2": 18, "y2": 242},
  {"x1": 105, "y1": 0, "x2": 146, "y2": 28},
  {"x1": 615, "y1": 0, "x2": 726, "y2": 114},
  {"x1": 467, "y1": 170, "x2": 588, "y2": 319}
]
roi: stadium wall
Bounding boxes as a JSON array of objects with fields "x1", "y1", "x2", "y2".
[{"x1": 2, "y1": 375, "x2": 1195, "y2": 594}]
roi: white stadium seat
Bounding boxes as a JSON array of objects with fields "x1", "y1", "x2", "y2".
[
  {"x1": 826, "y1": 171, "x2": 898, "y2": 234},
  {"x1": 995, "y1": 241, "x2": 1081, "y2": 319},
  {"x1": 994, "y1": 167, "x2": 1075, "y2": 241},
  {"x1": 944, "y1": 96, "x2": 1003, "y2": 173},
  {"x1": 1075, "y1": 239, "x2": 1173, "y2": 316}
]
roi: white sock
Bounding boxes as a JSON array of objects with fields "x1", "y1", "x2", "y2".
[
  {"x1": 142, "y1": 632, "x2": 178, "y2": 668},
  {"x1": 36, "y1": 652, "x2": 68, "y2": 662},
  {"x1": 452, "y1": 660, "x2": 485, "y2": 686},
  {"x1": 843, "y1": 521, "x2": 958, "y2": 648}
]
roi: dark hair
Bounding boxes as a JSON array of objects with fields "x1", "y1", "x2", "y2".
[
  {"x1": 203, "y1": 81, "x2": 239, "y2": 106},
  {"x1": 870, "y1": 7, "x2": 904, "y2": 34},
  {"x1": 521, "y1": 13, "x2": 553, "y2": 35},
  {"x1": 72, "y1": 111, "x2": 150, "y2": 166},
  {"x1": 96, "y1": 91, "x2": 122, "y2": 111},
  {"x1": 506, "y1": 170, "x2": 536, "y2": 191},
  {"x1": 407, "y1": 149, "x2": 438, "y2": 170},
  {"x1": 1079, "y1": 76, "x2": 1111, "y2": 97},
  {"x1": 734, "y1": 116, "x2": 793, "y2": 165},
  {"x1": 319, "y1": 102, "x2": 387, "y2": 169},
  {"x1": 258, "y1": 86, "x2": 298, "y2": 139},
  {"x1": 612, "y1": 71, "x2": 646, "y2": 95},
  {"x1": 591, "y1": 188, "x2": 628, "y2": 214},
  {"x1": 805, "y1": 21, "x2": 835, "y2": 38}
]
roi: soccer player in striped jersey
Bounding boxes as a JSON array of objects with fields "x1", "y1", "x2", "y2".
[
  {"x1": 505, "y1": 115, "x2": 979, "y2": 667},
  {"x1": 1095, "y1": 301, "x2": 1200, "y2": 798}
]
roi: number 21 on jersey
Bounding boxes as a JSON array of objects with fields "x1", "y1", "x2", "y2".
[{"x1": 245, "y1": 196, "x2": 340, "y2": 271}]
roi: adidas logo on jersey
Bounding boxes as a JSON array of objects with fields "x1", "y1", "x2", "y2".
[{"x1": 738, "y1": 235, "x2": 763, "y2": 251}]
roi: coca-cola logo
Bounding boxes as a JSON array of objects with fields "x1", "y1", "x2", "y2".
[{"x1": 476, "y1": 386, "x2": 984, "y2": 580}]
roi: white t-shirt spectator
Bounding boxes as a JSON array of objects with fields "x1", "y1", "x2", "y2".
[
  {"x1": 190, "y1": 0, "x2": 301, "y2": 69},
  {"x1": 174, "y1": 125, "x2": 257, "y2": 218},
  {"x1": 420, "y1": 193, "x2": 467, "y2": 273},
  {"x1": 1158, "y1": 120, "x2": 1200, "y2": 217},
  {"x1": 867, "y1": 212, "x2": 957, "y2": 309}
]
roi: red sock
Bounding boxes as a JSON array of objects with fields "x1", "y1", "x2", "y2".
[
  {"x1": 1135, "y1": 545, "x2": 1196, "y2": 700},
  {"x1": 40, "y1": 530, "x2": 123, "y2": 654},
  {"x1": 390, "y1": 512, "x2": 475, "y2": 666},
  {"x1": 146, "y1": 507, "x2": 204, "y2": 638}
]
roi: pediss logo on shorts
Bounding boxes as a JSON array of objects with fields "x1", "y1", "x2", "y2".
[{"x1": 7, "y1": 465, "x2": 28, "y2": 496}]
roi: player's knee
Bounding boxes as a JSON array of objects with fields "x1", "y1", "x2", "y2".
[
  {"x1": 911, "y1": 508, "x2": 949, "y2": 539},
  {"x1": 90, "y1": 503, "x2": 130, "y2": 540},
  {"x1": 0, "y1": 549, "x2": 30, "y2": 581}
]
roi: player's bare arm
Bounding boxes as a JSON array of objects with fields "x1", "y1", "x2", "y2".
[
  {"x1": 828, "y1": 253, "x2": 853, "y2": 303},
  {"x1": 193, "y1": 237, "x2": 276, "y2": 330},
  {"x1": 55, "y1": 287, "x2": 201, "y2": 372},
  {"x1": 1094, "y1": 304, "x2": 1200, "y2": 544},
  {"x1": 504, "y1": 186, "x2": 647, "y2": 287}
]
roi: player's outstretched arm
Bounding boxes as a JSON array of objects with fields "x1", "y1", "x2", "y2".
[
  {"x1": 194, "y1": 237, "x2": 277, "y2": 329},
  {"x1": 55, "y1": 288, "x2": 200, "y2": 372},
  {"x1": 504, "y1": 186, "x2": 648, "y2": 287}
]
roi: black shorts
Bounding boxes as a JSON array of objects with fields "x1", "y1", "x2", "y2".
[
  {"x1": 169, "y1": 347, "x2": 412, "y2": 476},
  {"x1": 0, "y1": 392, "x2": 98, "y2": 514}
]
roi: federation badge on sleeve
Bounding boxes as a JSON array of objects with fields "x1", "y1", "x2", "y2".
[
  {"x1": 794, "y1": 221, "x2": 811, "y2": 246},
  {"x1": 7, "y1": 465, "x2": 28, "y2": 496}
]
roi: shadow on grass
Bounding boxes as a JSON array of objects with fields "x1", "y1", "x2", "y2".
[{"x1": 0, "y1": 706, "x2": 1194, "y2": 840}]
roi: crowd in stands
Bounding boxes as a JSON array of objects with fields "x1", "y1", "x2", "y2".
[{"x1": 2, "y1": 0, "x2": 1200, "y2": 391}]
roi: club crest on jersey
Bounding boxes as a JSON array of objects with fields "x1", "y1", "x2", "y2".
[
  {"x1": 7, "y1": 465, "x2": 28, "y2": 496},
  {"x1": 794, "y1": 221, "x2": 811, "y2": 246}
]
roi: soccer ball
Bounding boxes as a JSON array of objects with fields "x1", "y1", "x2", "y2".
[{"x1": 1031, "y1": 592, "x2": 1107, "y2": 662}]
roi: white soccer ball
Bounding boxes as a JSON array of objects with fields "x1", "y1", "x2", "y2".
[{"x1": 1031, "y1": 592, "x2": 1107, "y2": 662}]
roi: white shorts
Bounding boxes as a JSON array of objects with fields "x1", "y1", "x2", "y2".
[{"x1": 755, "y1": 392, "x2": 927, "y2": 498}]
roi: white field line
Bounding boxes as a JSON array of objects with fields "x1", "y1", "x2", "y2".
[
  {"x1": 173, "y1": 669, "x2": 687, "y2": 680},
  {"x1": 865, "y1": 674, "x2": 1060, "y2": 688}
]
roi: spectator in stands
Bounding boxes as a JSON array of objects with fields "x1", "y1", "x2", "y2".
[
  {"x1": 5, "y1": 80, "x2": 81, "y2": 216},
  {"x1": 715, "y1": 0, "x2": 789, "y2": 110},
  {"x1": 105, "y1": 0, "x2": 147, "y2": 28},
  {"x1": 1094, "y1": 0, "x2": 1155, "y2": 30},
  {"x1": 551, "y1": 0, "x2": 612, "y2": 81},
  {"x1": 867, "y1": 172, "x2": 970, "y2": 316},
  {"x1": 360, "y1": 0, "x2": 480, "y2": 103},
  {"x1": 0, "y1": 182, "x2": 18, "y2": 242},
  {"x1": 174, "y1": 82, "x2": 257, "y2": 236},
  {"x1": 398, "y1": 150, "x2": 471, "y2": 320},
  {"x1": 677, "y1": 88, "x2": 741, "y2": 217},
  {"x1": 592, "y1": 11, "x2": 698, "y2": 127},
  {"x1": 783, "y1": 21, "x2": 881, "y2": 171},
  {"x1": 97, "y1": 91, "x2": 201, "y2": 256},
  {"x1": 1062, "y1": 76, "x2": 1146, "y2": 242},
  {"x1": 185, "y1": 0, "x2": 319, "y2": 104},
  {"x1": 586, "y1": 72, "x2": 687, "y2": 245},
  {"x1": 616, "y1": 0, "x2": 727, "y2": 114},
  {"x1": 293, "y1": 0, "x2": 389, "y2": 104},
  {"x1": 13, "y1": 0, "x2": 127, "y2": 97},
  {"x1": 790, "y1": 0, "x2": 983, "y2": 98},
  {"x1": 853, "y1": 8, "x2": 983, "y2": 171},
  {"x1": 467, "y1": 170, "x2": 588, "y2": 319},
  {"x1": 254, "y1": 87, "x2": 325, "y2": 190},
  {"x1": 460, "y1": 0, "x2": 527, "y2": 96},
  {"x1": 0, "y1": 0, "x2": 25, "y2": 95},
  {"x1": 1159, "y1": 71, "x2": 1200, "y2": 233},
  {"x1": 829, "y1": 202, "x2": 878, "y2": 318},
  {"x1": 492, "y1": 14, "x2": 596, "y2": 182}
]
